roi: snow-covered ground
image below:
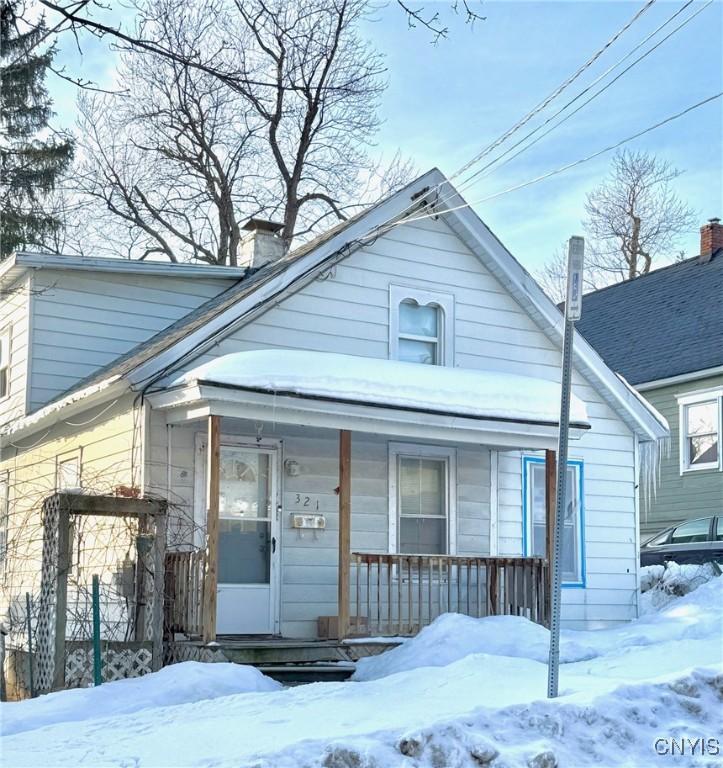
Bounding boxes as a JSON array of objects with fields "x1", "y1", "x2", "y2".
[{"x1": 2, "y1": 576, "x2": 721, "y2": 768}]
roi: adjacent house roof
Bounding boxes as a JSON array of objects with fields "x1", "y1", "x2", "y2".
[
  {"x1": 574, "y1": 251, "x2": 723, "y2": 386},
  {"x1": 2, "y1": 168, "x2": 669, "y2": 444}
]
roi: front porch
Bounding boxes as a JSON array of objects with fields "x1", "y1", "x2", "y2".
[{"x1": 152, "y1": 351, "x2": 583, "y2": 651}]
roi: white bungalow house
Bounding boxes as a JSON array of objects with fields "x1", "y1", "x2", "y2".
[{"x1": 0, "y1": 169, "x2": 668, "y2": 686}]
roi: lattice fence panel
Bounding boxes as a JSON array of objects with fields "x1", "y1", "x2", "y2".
[{"x1": 65, "y1": 643, "x2": 153, "y2": 687}]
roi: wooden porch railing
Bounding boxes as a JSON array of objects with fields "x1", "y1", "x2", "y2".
[
  {"x1": 164, "y1": 550, "x2": 206, "y2": 637},
  {"x1": 350, "y1": 553, "x2": 549, "y2": 637}
]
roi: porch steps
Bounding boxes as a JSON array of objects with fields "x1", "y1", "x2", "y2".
[
  {"x1": 259, "y1": 663, "x2": 356, "y2": 685},
  {"x1": 165, "y1": 638, "x2": 401, "y2": 669}
]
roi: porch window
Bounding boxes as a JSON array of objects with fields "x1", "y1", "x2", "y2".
[
  {"x1": 0, "y1": 328, "x2": 10, "y2": 400},
  {"x1": 389, "y1": 285, "x2": 454, "y2": 366},
  {"x1": 679, "y1": 393, "x2": 721, "y2": 472},
  {"x1": 523, "y1": 456, "x2": 585, "y2": 587},
  {"x1": 390, "y1": 443, "x2": 456, "y2": 555}
]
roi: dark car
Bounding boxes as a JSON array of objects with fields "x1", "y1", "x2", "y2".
[{"x1": 640, "y1": 516, "x2": 723, "y2": 566}]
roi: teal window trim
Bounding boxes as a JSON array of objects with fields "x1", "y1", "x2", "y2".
[{"x1": 522, "y1": 455, "x2": 586, "y2": 589}]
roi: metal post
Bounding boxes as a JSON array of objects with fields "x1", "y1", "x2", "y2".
[
  {"x1": 25, "y1": 592, "x2": 35, "y2": 698},
  {"x1": 547, "y1": 236, "x2": 584, "y2": 699},
  {"x1": 92, "y1": 575, "x2": 102, "y2": 686}
]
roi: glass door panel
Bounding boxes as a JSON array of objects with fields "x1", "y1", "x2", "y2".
[{"x1": 218, "y1": 448, "x2": 271, "y2": 586}]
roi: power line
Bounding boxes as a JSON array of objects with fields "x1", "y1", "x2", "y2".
[
  {"x1": 456, "y1": 0, "x2": 710, "y2": 193},
  {"x1": 387, "y1": 92, "x2": 723, "y2": 230},
  {"x1": 450, "y1": 0, "x2": 658, "y2": 181},
  {"x1": 377, "y1": 0, "x2": 660, "y2": 235}
]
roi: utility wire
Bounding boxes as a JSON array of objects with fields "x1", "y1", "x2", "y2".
[
  {"x1": 384, "y1": 92, "x2": 723, "y2": 231},
  {"x1": 372, "y1": 0, "x2": 661, "y2": 236},
  {"x1": 456, "y1": 0, "x2": 712, "y2": 194},
  {"x1": 450, "y1": 0, "x2": 658, "y2": 181}
]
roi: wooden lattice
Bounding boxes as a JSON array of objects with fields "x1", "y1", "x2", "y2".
[
  {"x1": 35, "y1": 494, "x2": 62, "y2": 692},
  {"x1": 34, "y1": 493, "x2": 166, "y2": 693},
  {"x1": 65, "y1": 642, "x2": 153, "y2": 687}
]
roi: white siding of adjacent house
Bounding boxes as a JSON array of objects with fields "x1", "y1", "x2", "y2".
[
  {"x1": 158, "y1": 215, "x2": 639, "y2": 629},
  {"x1": 0, "y1": 276, "x2": 31, "y2": 428},
  {"x1": 28, "y1": 270, "x2": 237, "y2": 411}
]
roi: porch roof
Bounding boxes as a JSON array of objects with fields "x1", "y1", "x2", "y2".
[{"x1": 150, "y1": 351, "x2": 590, "y2": 449}]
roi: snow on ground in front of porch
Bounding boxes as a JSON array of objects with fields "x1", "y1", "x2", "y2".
[
  {"x1": 2, "y1": 576, "x2": 721, "y2": 768},
  {"x1": 1, "y1": 662, "x2": 281, "y2": 737},
  {"x1": 175, "y1": 349, "x2": 590, "y2": 425}
]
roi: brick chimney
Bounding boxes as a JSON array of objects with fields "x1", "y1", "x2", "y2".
[
  {"x1": 239, "y1": 218, "x2": 285, "y2": 270},
  {"x1": 699, "y1": 217, "x2": 723, "y2": 264}
]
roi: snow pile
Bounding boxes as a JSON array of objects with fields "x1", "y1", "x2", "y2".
[
  {"x1": 353, "y1": 613, "x2": 598, "y2": 682},
  {"x1": 175, "y1": 349, "x2": 590, "y2": 426},
  {"x1": 2, "y1": 578, "x2": 721, "y2": 767},
  {"x1": 1, "y1": 661, "x2": 281, "y2": 738},
  {"x1": 640, "y1": 561, "x2": 721, "y2": 614}
]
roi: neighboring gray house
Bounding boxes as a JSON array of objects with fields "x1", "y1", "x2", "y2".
[
  {"x1": 575, "y1": 218, "x2": 723, "y2": 540},
  {"x1": 1, "y1": 168, "x2": 669, "y2": 685}
]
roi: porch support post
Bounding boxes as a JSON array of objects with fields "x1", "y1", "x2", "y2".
[
  {"x1": 544, "y1": 449, "x2": 557, "y2": 627},
  {"x1": 202, "y1": 415, "x2": 221, "y2": 644},
  {"x1": 338, "y1": 430, "x2": 351, "y2": 639}
]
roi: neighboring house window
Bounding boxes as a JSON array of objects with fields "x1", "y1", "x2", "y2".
[
  {"x1": 678, "y1": 389, "x2": 723, "y2": 473},
  {"x1": 0, "y1": 327, "x2": 10, "y2": 400},
  {"x1": 522, "y1": 456, "x2": 585, "y2": 587},
  {"x1": 0, "y1": 472, "x2": 8, "y2": 565},
  {"x1": 389, "y1": 285, "x2": 454, "y2": 366},
  {"x1": 57, "y1": 454, "x2": 81, "y2": 490},
  {"x1": 389, "y1": 443, "x2": 456, "y2": 555}
]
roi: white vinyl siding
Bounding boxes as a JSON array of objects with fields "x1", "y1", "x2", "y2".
[
  {"x1": 28, "y1": 270, "x2": 236, "y2": 410},
  {"x1": 0, "y1": 275, "x2": 30, "y2": 426}
]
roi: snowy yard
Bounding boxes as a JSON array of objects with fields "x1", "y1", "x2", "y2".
[{"x1": 2, "y1": 574, "x2": 721, "y2": 768}]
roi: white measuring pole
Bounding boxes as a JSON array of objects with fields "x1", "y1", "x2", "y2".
[{"x1": 547, "y1": 235, "x2": 584, "y2": 699}]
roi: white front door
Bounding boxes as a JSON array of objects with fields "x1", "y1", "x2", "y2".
[{"x1": 215, "y1": 442, "x2": 280, "y2": 635}]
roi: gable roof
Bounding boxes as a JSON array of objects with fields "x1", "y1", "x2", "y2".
[
  {"x1": 574, "y1": 251, "x2": 723, "y2": 386},
  {"x1": 2, "y1": 169, "x2": 668, "y2": 443}
]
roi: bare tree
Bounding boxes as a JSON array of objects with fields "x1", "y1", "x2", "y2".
[
  {"x1": 61, "y1": 0, "x2": 413, "y2": 264},
  {"x1": 584, "y1": 150, "x2": 696, "y2": 281},
  {"x1": 537, "y1": 150, "x2": 696, "y2": 302}
]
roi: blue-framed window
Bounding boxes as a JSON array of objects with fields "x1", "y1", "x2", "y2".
[{"x1": 522, "y1": 456, "x2": 585, "y2": 588}]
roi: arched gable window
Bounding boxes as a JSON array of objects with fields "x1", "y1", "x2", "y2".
[{"x1": 389, "y1": 285, "x2": 454, "y2": 366}]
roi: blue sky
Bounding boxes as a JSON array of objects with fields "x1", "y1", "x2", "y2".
[{"x1": 48, "y1": 1, "x2": 722, "y2": 271}]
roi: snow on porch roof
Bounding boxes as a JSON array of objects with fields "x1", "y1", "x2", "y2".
[{"x1": 174, "y1": 350, "x2": 590, "y2": 428}]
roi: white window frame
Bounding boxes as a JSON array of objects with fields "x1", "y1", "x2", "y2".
[
  {"x1": 56, "y1": 449, "x2": 82, "y2": 491},
  {"x1": 389, "y1": 285, "x2": 454, "y2": 367},
  {"x1": 522, "y1": 455, "x2": 586, "y2": 588},
  {"x1": 388, "y1": 442, "x2": 457, "y2": 555},
  {"x1": 677, "y1": 387, "x2": 723, "y2": 474},
  {"x1": 0, "y1": 326, "x2": 11, "y2": 402},
  {"x1": 0, "y1": 471, "x2": 9, "y2": 567}
]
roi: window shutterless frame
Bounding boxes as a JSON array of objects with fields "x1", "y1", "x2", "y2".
[
  {"x1": 522, "y1": 455, "x2": 586, "y2": 588},
  {"x1": 389, "y1": 285, "x2": 454, "y2": 366},
  {"x1": 388, "y1": 442, "x2": 457, "y2": 555},
  {"x1": 0, "y1": 326, "x2": 11, "y2": 401},
  {"x1": 677, "y1": 388, "x2": 723, "y2": 474}
]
